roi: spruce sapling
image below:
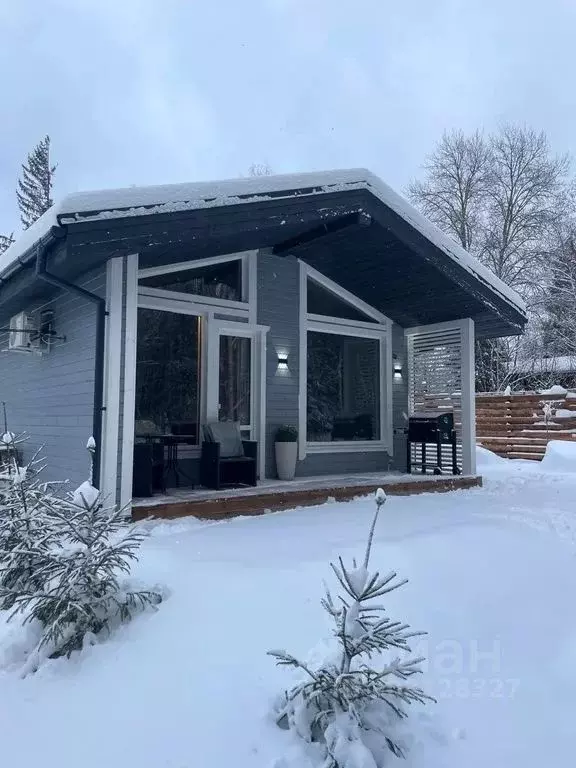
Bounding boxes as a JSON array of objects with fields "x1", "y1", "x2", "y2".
[
  {"x1": 268, "y1": 488, "x2": 433, "y2": 766},
  {"x1": 0, "y1": 432, "x2": 58, "y2": 611},
  {"x1": 1, "y1": 439, "x2": 161, "y2": 663},
  {"x1": 10, "y1": 489, "x2": 162, "y2": 659}
]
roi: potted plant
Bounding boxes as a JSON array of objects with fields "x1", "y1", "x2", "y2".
[{"x1": 275, "y1": 425, "x2": 298, "y2": 481}]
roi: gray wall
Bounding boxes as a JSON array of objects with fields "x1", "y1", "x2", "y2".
[
  {"x1": 391, "y1": 323, "x2": 409, "y2": 471},
  {"x1": 257, "y1": 252, "x2": 400, "y2": 479},
  {"x1": 0, "y1": 267, "x2": 105, "y2": 490},
  {"x1": 257, "y1": 252, "x2": 301, "y2": 477}
]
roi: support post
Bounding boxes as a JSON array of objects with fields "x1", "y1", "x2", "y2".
[
  {"x1": 460, "y1": 318, "x2": 476, "y2": 475},
  {"x1": 120, "y1": 253, "x2": 139, "y2": 509},
  {"x1": 102, "y1": 257, "x2": 124, "y2": 504}
]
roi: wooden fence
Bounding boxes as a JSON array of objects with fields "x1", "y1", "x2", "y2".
[{"x1": 476, "y1": 392, "x2": 576, "y2": 460}]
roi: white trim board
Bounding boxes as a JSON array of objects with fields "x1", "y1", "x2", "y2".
[
  {"x1": 298, "y1": 260, "x2": 308, "y2": 461},
  {"x1": 137, "y1": 286, "x2": 249, "y2": 315},
  {"x1": 101, "y1": 257, "x2": 124, "y2": 504},
  {"x1": 137, "y1": 251, "x2": 255, "y2": 279},
  {"x1": 120, "y1": 253, "x2": 139, "y2": 510}
]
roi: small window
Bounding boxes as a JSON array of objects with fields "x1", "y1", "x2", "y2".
[
  {"x1": 307, "y1": 278, "x2": 379, "y2": 323},
  {"x1": 140, "y1": 260, "x2": 242, "y2": 302}
]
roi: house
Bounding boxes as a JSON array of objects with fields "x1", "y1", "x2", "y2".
[{"x1": 0, "y1": 169, "x2": 527, "y2": 510}]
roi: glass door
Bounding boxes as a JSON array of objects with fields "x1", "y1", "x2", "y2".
[
  {"x1": 205, "y1": 320, "x2": 267, "y2": 479},
  {"x1": 218, "y1": 334, "x2": 252, "y2": 437}
]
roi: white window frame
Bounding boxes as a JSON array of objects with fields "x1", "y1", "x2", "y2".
[
  {"x1": 137, "y1": 250, "x2": 257, "y2": 321},
  {"x1": 299, "y1": 261, "x2": 393, "y2": 458},
  {"x1": 205, "y1": 319, "x2": 269, "y2": 480},
  {"x1": 135, "y1": 296, "x2": 268, "y2": 479}
]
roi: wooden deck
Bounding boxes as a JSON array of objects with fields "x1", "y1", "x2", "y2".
[{"x1": 132, "y1": 472, "x2": 482, "y2": 521}]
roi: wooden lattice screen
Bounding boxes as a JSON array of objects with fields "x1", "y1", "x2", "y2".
[{"x1": 407, "y1": 325, "x2": 464, "y2": 473}]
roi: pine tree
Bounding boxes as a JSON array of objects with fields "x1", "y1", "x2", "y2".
[
  {"x1": 16, "y1": 136, "x2": 56, "y2": 229},
  {"x1": 268, "y1": 489, "x2": 433, "y2": 766},
  {"x1": 0, "y1": 233, "x2": 14, "y2": 254}
]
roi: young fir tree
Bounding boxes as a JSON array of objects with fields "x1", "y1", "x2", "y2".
[
  {"x1": 0, "y1": 437, "x2": 161, "y2": 662},
  {"x1": 15, "y1": 487, "x2": 162, "y2": 659},
  {"x1": 269, "y1": 489, "x2": 433, "y2": 766},
  {"x1": 16, "y1": 135, "x2": 56, "y2": 229},
  {"x1": 0, "y1": 433, "x2": 58, "y2": 611}
]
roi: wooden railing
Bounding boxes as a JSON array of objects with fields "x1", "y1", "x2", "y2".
[{"x1": 476, "y1": 392, "x2": 576, "y2": 460}]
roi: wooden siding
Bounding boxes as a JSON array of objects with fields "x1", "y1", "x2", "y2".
[{"x1": 0, "y1": 266, "x2": 106, "y2": 488}]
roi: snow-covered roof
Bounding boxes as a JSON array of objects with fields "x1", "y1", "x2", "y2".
[
  {"x1": 0, "y1": 168, "x2": 526, "y2": 316},
  {"x1": 519, "y1": 355, "x2": 576, "y2": 374}
]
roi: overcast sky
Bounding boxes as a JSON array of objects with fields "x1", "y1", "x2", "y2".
[{"x1": 1, "y1": 0, "x2": 575, "y2": 235}]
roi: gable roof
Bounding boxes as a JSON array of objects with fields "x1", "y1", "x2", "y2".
[{"x1": 0, "y1": 167, "x2": 526, "y2": 319}]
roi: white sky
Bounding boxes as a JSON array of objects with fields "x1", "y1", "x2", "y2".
[{"x1": 1, "y1": 0, "x2": 575, "y2": 235}]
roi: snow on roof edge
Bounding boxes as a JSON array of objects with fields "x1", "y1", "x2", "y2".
[
  {"x1": 0, "y1": 167, "x2": 526, "y2": 317},
  {"x1": 0, "y1": 204, "x2": 61, "y2": 278}
]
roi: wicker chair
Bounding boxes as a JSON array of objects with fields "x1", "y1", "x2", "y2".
[{"x1": 200, "y1": 422, "x2": 257, "y2": 490}]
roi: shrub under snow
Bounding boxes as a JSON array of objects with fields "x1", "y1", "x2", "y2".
[{"x1": 269, "y1": 488, "x2": 433, "y2": 767}]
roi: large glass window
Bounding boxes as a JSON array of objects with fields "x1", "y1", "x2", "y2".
[
  {"x1": 139, "y1": 259, "x2": 242, "y2": 302},
  {"x1": 307, "y1": 331, "x2": 380, "y2": 442},
  {"x1": 135, "y1": 308, "x2": 201, "y2": 442}
]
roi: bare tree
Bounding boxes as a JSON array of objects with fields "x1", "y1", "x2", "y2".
[
  {"x1": 17, "y1": 136, "x2": 56, "y2": 229},
  {"x1": 480, "y1": 125, "x2": 569, "y2": 298},
  {"x1": 0, "y1": 233, "x2": 14, "y2": 254},
  {"x1": 409, "y1": 124, "x2": 571, "y2": 392},
  {"x1": 541, "y1": 229, "x2": 576, "y2": 357},
  {"x1": 408, "y1": 130, "x2": 490, "y2": 251}
]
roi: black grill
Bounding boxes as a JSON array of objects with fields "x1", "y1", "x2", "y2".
[{"x1": 407, "y1": 411, "x2": 459, "y2": 475}]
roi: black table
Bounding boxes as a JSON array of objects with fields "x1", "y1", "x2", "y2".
[{"x1": 136, "y1": 434, "x2": 198, "y2": 490}]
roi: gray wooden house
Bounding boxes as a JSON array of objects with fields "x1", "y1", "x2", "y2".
[{"x1": 0, "y1": 169, "x2": 526, "y2": 509}]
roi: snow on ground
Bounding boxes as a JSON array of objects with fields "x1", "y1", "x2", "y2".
[
  {"x1": 2, "y1": 455, "x2": 576, "y2": 767},
  {"x1": 541, "y1": 439, "x2": 576, "y2": 472}
]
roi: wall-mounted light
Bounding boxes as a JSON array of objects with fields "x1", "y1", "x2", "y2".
[
  {"x1": 394, "y1": 362, "x2": 403, "y2": 378},
  {"x1": 277, "y1": 352, "x2": 289, "y2": 370}
]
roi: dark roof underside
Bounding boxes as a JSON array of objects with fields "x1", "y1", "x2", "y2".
[{"x1": 0, "y1": 188, "x2": 525, "y2": 337}]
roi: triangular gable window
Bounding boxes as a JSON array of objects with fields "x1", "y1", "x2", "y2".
[{"x1": 307, "y1": 278, "x2": 379, "y2": 323}]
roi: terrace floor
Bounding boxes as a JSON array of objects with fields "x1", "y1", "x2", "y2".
[{"x1": 132, "y1": 471, "x2": 482, "y2": 520}]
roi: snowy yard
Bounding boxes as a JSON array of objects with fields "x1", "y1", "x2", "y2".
[{"x1": 2, "y1": 450, "x2": 576, "y2": 767}]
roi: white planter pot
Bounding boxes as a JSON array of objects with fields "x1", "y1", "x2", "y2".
[{"x1": 275, "y1": 441, "x2": 298, "y2": 480}]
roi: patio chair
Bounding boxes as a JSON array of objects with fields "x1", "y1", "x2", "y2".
[{"x1": 200, "y1": 422, "x2": 257, "y2": 490}]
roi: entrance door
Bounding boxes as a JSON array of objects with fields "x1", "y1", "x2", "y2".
[
  {"x1": 206, "y1": 321, "x2": 267, "y2": 478},
  {"x1": 218, "y1": 333, "x2": 252, "y2": 437}
]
